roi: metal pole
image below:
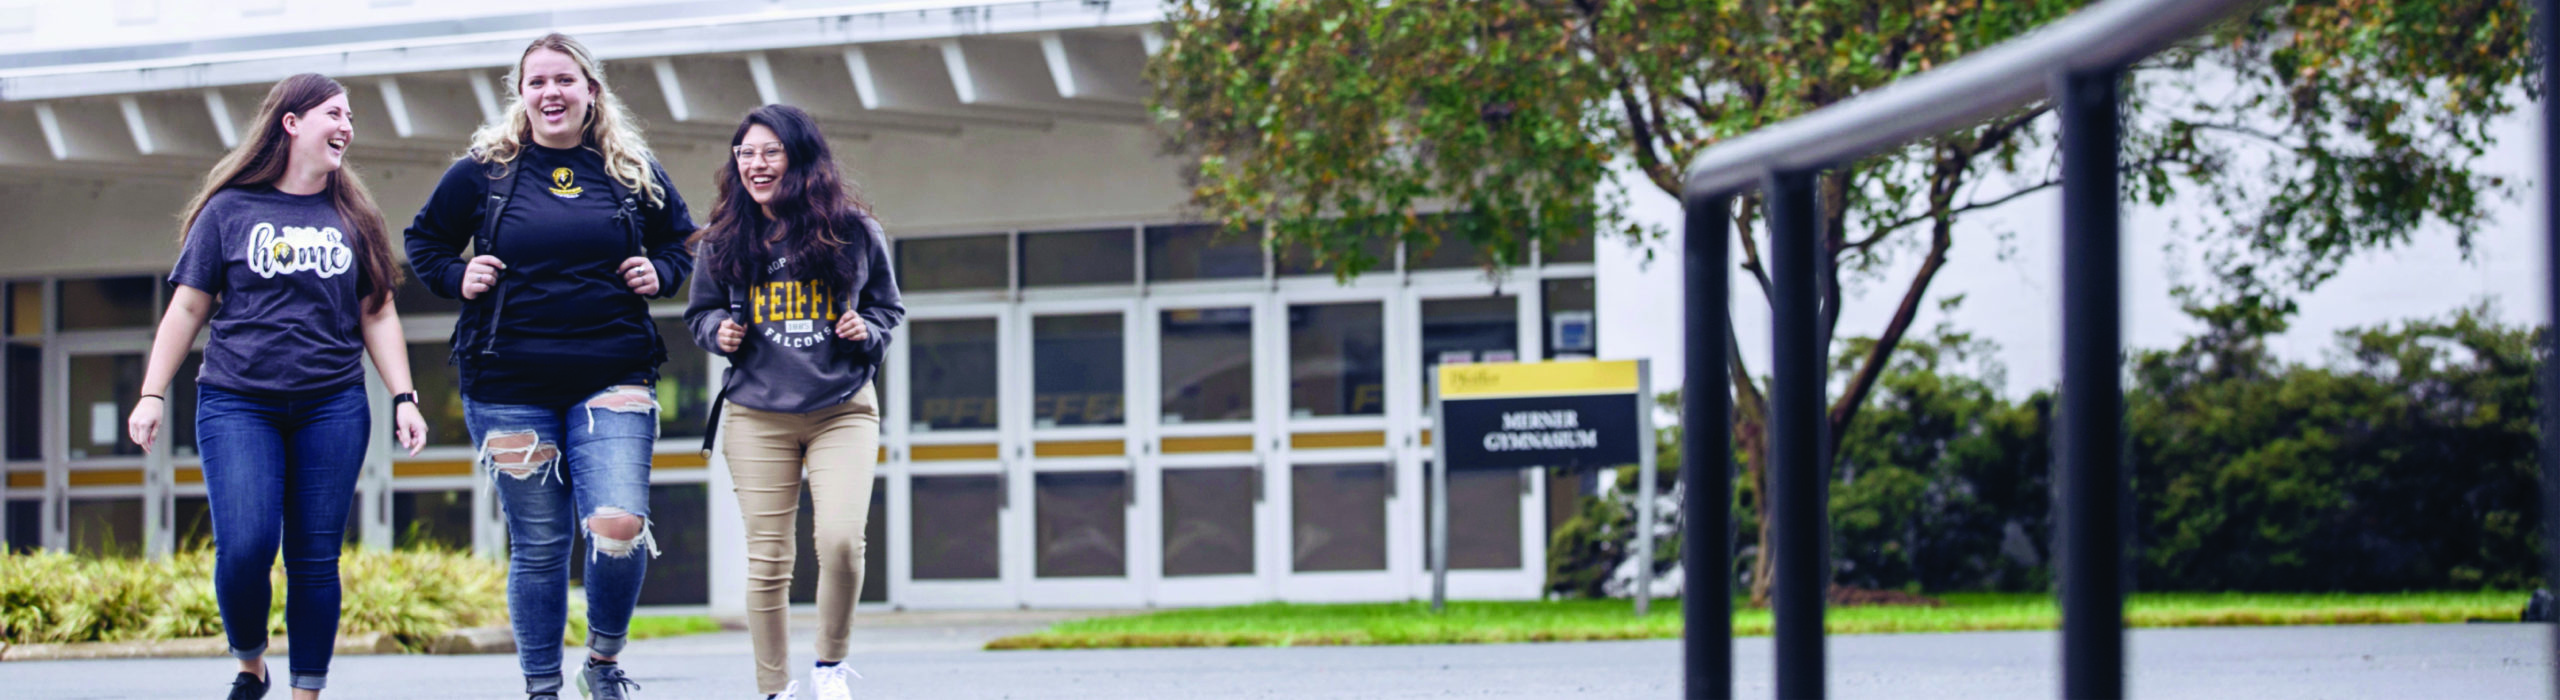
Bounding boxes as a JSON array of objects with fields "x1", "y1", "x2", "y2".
[
  {"x1": 2055, "y1": 66, "x2": 2126, "y2": 700},
  {"x1": 1636, "y1": 358, "x2": 1656, "y2": 617},
  {"x1": 1431, "y1": 372, "x2": 1450, "y2": 614},
  {"x1": 1764, "y1": 170, "x2": 1827, "y2": 699},
  {"x1": 1682, "y1": 192, "x2": 1734, "y2": 700},
  {"x1": 2536, "y1": 0, "x2": 2560, "y2": 693}
]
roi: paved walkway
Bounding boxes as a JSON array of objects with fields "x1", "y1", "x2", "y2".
[{"x1": 3, "y1": 619, "x2": 2546, "y2": 698}]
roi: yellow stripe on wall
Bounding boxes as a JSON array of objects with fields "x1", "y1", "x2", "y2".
[
  {"x1": 1161, "y1": 435, "x2": 1254, "y2": 454},
  {"x1": 1439, "y1": 359, "x2": 1640, "y2": 399},
  {"x1": 654, "y1": 452, "x2": 708, "y2": 470},
  {"x1": 5, "y1": 471, "x2": 41, "y2": 488},
  {"x1": 175, "y1": 468, "x2": 203, "y2": 484},
  {"x1": 9, "y1": 282, "x2": 40, "y2": 338},
  {"x1": 1291, "y1": 431, "x2": 1386, "y2": 450},
  {"x1": 911, "y1": 444, "x2": 1001, "y2": 462},
  {"x1": 1035, "y1": 440, "x2": 1125, "y2": 458},
  {"x1": 67, "y1": 470, "x2": 143, "y2": 487},
  {"x1": 393, "y1": 460, "x2": 475, "y2": 478}
]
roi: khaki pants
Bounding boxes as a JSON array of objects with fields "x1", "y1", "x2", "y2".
[{"x1": 721, "y1": 384, "x2": 879, "y2": 694}]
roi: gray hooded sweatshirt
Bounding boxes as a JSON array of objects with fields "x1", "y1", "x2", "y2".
[{"x1": 684, "y1": 211, "x2": 903, "y2": 414}]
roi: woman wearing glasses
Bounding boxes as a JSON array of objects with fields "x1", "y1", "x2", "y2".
[
  {"x1": 403, "y1": 33, "x2": 694, "y2": 700},
  {"x1": 685, "y1": 104, "x2": 901, "y2": 700}
]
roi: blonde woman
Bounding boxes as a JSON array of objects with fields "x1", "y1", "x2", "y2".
[
  {"x1": 127, "y1": 73, "x2": 430, "y2": 700},
  {"x1": 402, "y1": 33, "x2": 694, "y2": 700}
]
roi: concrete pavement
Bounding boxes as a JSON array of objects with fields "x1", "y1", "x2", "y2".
[{"x1": 1, "y1": 619, "x2": 2546, "y2": 698}]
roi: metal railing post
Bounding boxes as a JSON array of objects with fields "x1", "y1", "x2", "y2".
[
  {"x1": 2055, "y1": 66, "x2": 2127, "y2": 700},
  {"x1": 1682, "y1": 193, "x2": 1735, "y2": 700},
  {"x1": 1764, "y1": 170, "x2": 1828, "y2": 699},
  {"x1": 2537, "y1": 0, "x2": 2560, "y2": 694}
]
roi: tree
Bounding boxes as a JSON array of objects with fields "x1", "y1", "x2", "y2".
[{"x1": 1150, "y1": 0, "x2": 2535, "y2": 604}]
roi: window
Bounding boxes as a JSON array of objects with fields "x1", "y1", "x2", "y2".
[
  {"x1": 68, "y1": 497, "x2": 142, "y2": 557},
  {"x1": 393, "y1": 489, "x2": 472, "y2": 551},
  {"x1": 1542, "y1": 278, "x2": 1598, "y2": 359},
  {"x1": 1287, "y1": 302, "x2": 1384, "y2": 417},
  {"x1": 897, "y1": 235, "x2": 1008, "y2": 292},
  {"x1": 637, "y1": 483, "x2": 710, "y2": 605},
  {"x1": 174, "y1": 496, "x2": 215, "y2": 551},
  {"x1": 911, "y1": 475, "x2": 1001, "y2": 580},
  {"x1": 1021, "y1": 228, "x2": 1135, "y2": 287},
  {"x1": 1424, "y1": 466, "x2": 1524, "y2": 570},
  {"x1": 1408, "y1": 214, "x2": 1526, "y2": 271},
  {"x1": 7, "y1": 281, "x2": 41, "y2": 337},
  {"x1": 5, "y1": 498, "x2": 38, "y2": 553},
  {"x1": 1162, "y1": 468, "x2": 1254, "y2": 576},
  {"x1": 790, "y1": 478, "x2": 889, "y2": 603},
  {"x1": 1034, "y1": 471, "x2": 1126, "y2": 578},
  {"x1": 1033, "y1": 314, "x2": 1123, "y2": 427},
  {"x1": 1422, "y1": 297, "x2": 1520, "y2": 374},
  {"x1": 407, "y1": 341, "x2": 469, "y2": 448},
  {"x1": 655, "y1": 316, "x2": 709, "y2": 440},
  {"x1": 1277, "y1": 232, "x2": 1395, "y2": 277},
  {"x1": 1145, "y1": 224, "x2": 1261, "y2": 282},
  {"x1": 59, "y1": 276, "x2": 156, "y2": 330},
  {"x1": 66, "y1": 354, "x2": 144, "y2": 459},
  {"x1": 909, "y1": 319, "x2": 999, "y2": 432},
  {"x1": 1159, "y1": 307, "x2": 1252, "y2": 424},
  {"x1": 392, "y1": 274, "x2": 463, "y2": 315},
  {"x1": 7, "y1": 343, "x2": 38, "y2": 461},
  {"x1": 1291, "y1": 464, "x2": 1387, "y2": 572},
  {"x1": 169, "y1": 353, "x2": 202, "y2": 456}
]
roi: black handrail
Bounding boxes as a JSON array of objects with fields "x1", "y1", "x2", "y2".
[{"x1": 1673, "y1": 0, "x2": 2356, "y2": 698}]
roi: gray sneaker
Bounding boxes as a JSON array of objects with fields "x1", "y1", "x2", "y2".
[{"x1": 578, "y1": 662, "x2": 642, "y2": 700}]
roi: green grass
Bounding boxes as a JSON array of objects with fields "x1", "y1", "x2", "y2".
[
  {"x1": 622, "y1": 614, "x2": 723, "y2": 641},
  {"x1": 984, "y1": 591, "x2": 2532, "y2": 650}
]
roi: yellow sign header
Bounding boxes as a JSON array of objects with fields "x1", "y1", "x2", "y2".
[{"x1": 1438, "y1": 360, "x2": 1640, "y2": 399}]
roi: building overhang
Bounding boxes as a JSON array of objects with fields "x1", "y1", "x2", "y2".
[{"x1": 0, "y1": 0, "x2": 1164, "y2": 177}]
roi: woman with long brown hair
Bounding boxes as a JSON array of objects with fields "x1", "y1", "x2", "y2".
[
  {"x1": 685, "y1": 103, "x2": 900, "y2": 700},
  {"x1": 126, "y1": 72, "x2": 430, "y2": 700}
]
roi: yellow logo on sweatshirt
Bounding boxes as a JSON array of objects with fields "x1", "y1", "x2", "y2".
[{"x1": 547, "y1": 167, "x2": 583, "y2": 197}]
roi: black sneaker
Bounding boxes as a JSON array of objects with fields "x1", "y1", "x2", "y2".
[
  {"x1": 227, "y1": 664, "x2": 271, "y2": 700},
  {"x1": 578, "y1": 660, "x2": 642, "y2": 700}
]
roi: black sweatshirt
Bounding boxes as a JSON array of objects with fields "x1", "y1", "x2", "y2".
[
  {"x1": 404, "y1": 146, "x2": 697, "y2": 406},
  {"x1": 683, "y1": 210, "x2": 902, "y2": 414}
]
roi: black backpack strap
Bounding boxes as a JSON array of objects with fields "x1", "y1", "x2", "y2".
[
  {"x1": 477, "y1": 158, "x2": 520, "y2": 358},
  {"x1": 702, "y1": 275, "x2": 752, "y2": 456}
]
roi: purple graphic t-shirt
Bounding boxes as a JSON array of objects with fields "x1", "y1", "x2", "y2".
[{"x1": 168, "y1": 186, "x2": 368, "y2": 397}]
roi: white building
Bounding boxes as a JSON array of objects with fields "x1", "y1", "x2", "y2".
[{"x1": 0, "y1": 0, "x2": 1604, "y2": 614}]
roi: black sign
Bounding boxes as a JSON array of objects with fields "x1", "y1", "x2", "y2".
[{"x1": 1440, "y1": 393, "x2": 1640, "y2": 471}]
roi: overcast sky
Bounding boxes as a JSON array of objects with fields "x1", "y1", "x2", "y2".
[{"x1": 1596, "y1": 106, "x2": 2547, "y2": 401}]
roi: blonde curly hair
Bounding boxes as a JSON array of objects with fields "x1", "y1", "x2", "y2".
[{"x1": 467, "y1": 32, "x2": 666, "y2": 206}]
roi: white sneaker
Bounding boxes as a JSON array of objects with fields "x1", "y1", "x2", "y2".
[
  {"x1": 766, "y1": 680, "x2": 799, "y2": 700},
  {"x1": 810, "y1": 664, "x2": 861, "y2": 700}
]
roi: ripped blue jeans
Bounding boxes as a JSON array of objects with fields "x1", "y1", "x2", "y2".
[{"x1": 464, "y1": 384, "x2": 661, "y2": 695}]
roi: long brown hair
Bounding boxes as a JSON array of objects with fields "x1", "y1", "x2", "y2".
[
  {"x1": 692, "y1": 104, "x2": 875, "y2": 288},
  {"x1": 468, "y1": 33, "x2": 665, "y2": 206},
  {"x1": 175, "y1": 73, "x2": 399, "y2": 313}
]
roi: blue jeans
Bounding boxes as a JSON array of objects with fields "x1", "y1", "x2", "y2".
[
  {"x1": 466, "y1": 384, "x2": 661, "y2": 695},
  {"x1": 196, "y1": 383, "x2": 370, "y2": 692}
]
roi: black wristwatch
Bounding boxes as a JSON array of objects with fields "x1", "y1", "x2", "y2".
[{"x1": 391, "y1": 391, "x2": 419, "y2": 407}]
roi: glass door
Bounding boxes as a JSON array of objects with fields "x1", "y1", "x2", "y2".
[
  {"x1": 1142, "y1": 293, "x2": 1274, "y2": 605},
  {"x1": 1405, "y1": 286, "x2": 1546, "y2": 599},
  {"x1": 888, "y1": 303, "x2": 1018, "y2": 608},
  {"x1": 1016, "y1": 299, "x2": 1142, "y2": 606},
  {"x1": 1270, "y1": 286, "x2": 1409, "y2": 601}
]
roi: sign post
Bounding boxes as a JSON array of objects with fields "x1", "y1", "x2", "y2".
[{"x1": 1431, "y1": 359, "x2": 1650, "y2": 615}]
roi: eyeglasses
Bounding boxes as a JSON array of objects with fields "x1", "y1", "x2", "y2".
[{"x1": 732, "y1": 145, "x2": 786, "y2": 165}]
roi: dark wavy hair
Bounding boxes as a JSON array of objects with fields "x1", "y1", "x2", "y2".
[{"x1": 692, "y1": 104, "x2": 874, "y2": 289}]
